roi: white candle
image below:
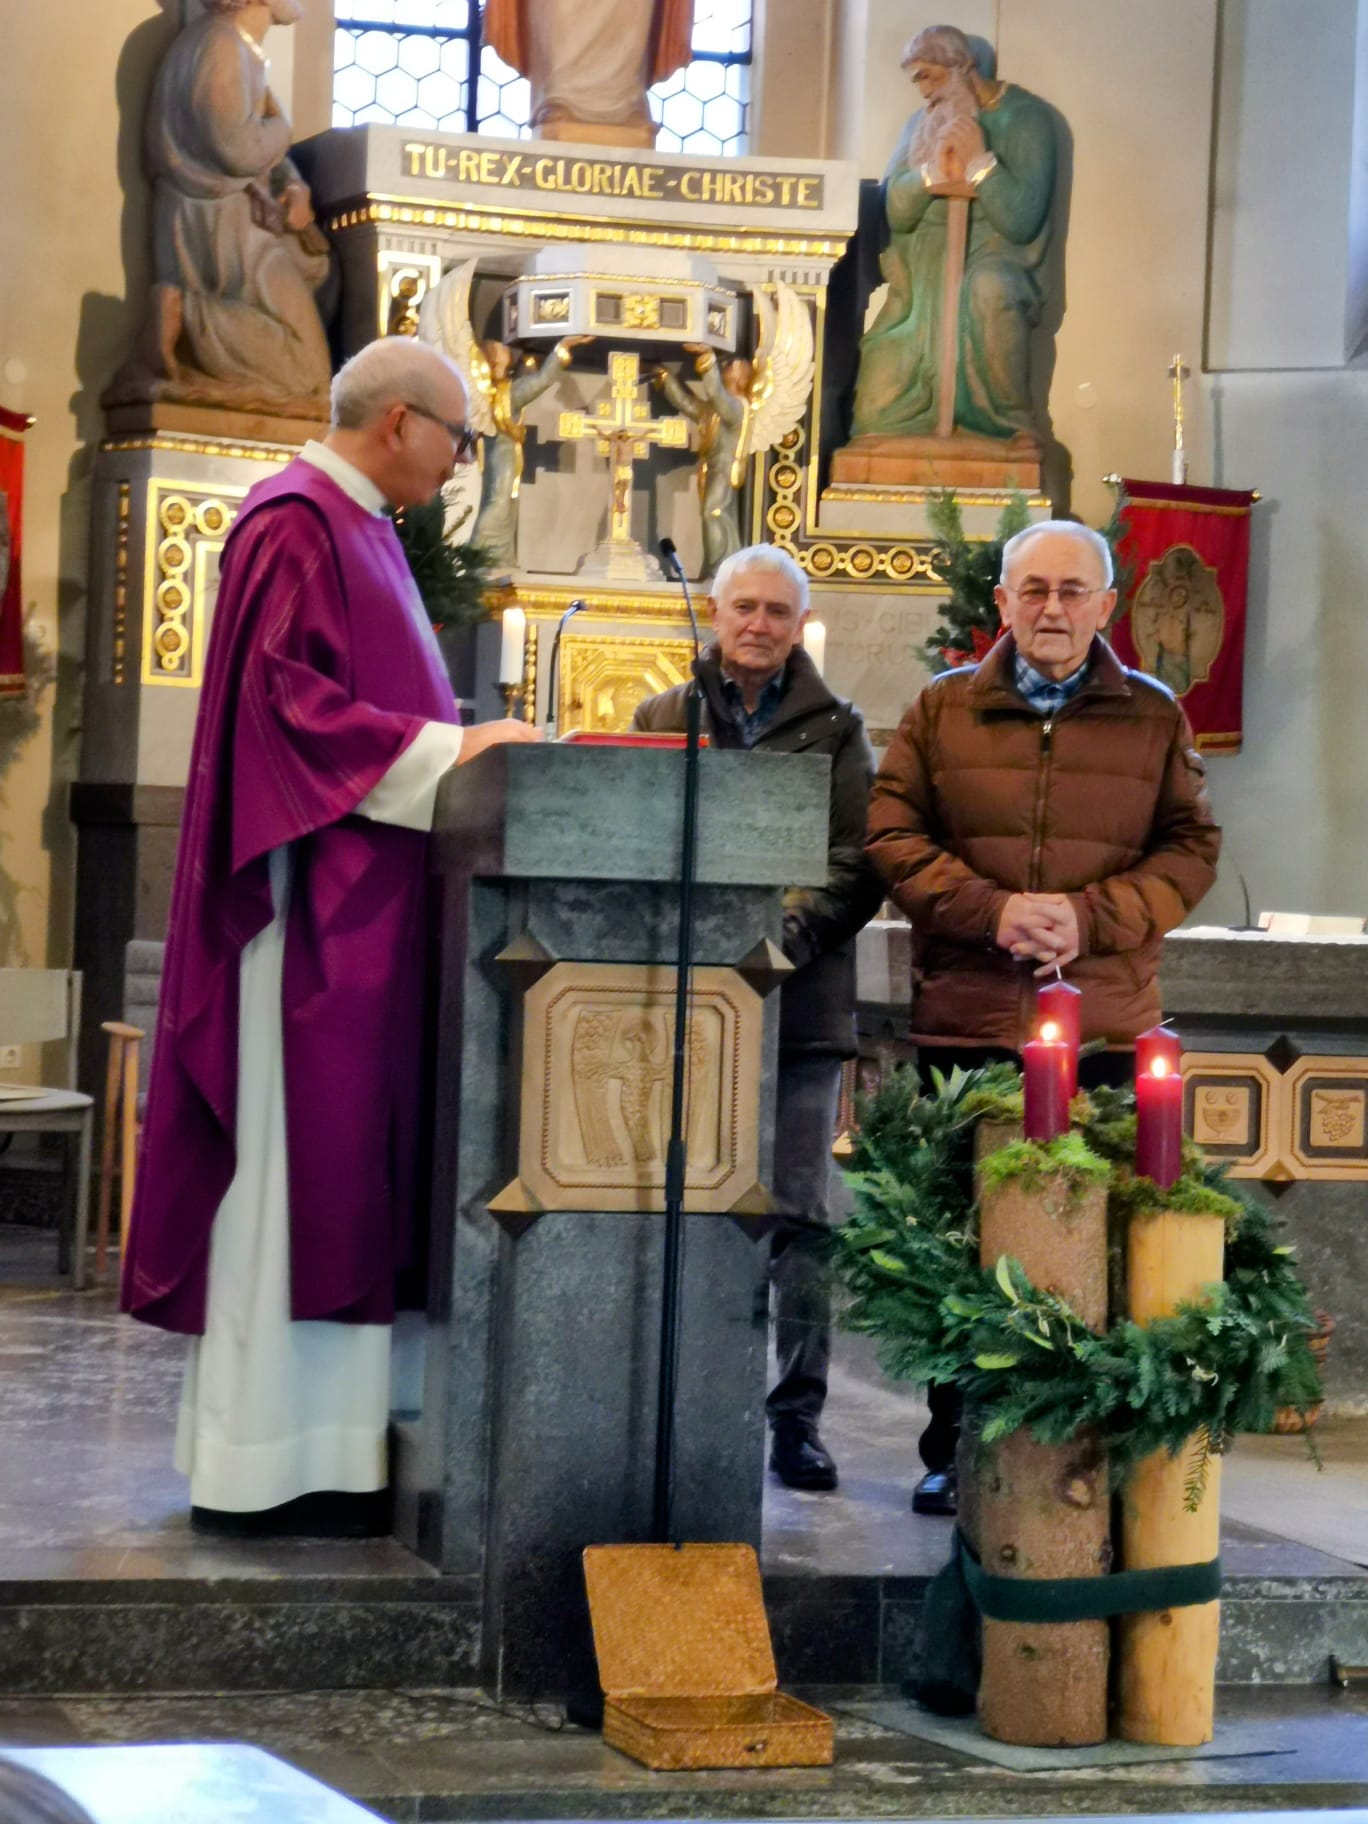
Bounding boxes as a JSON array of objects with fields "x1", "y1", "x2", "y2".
[
  {"x1": 498, "y1": 606, "x2": 526, "y2": 684},
  {"x1": 1171, "y1": 446, "x2": 1187, "y2": 487},
  {"x1": 803, "y1": 618, "x2": 827, "y2": 676}
]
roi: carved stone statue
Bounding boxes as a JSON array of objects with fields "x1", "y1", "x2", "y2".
[
  {"x1": 106, "y1": 0, "x2": 331, "y2": 420},
  {"x1": 419, "y1": 261, "x2": 591, "y2": 571},
  {"x1": 652, "y1": 284, "x2": 815, "y2": 577},
  {"x1": 836, "y1": 25, "x2": 1057, "y2": 486},
  {"x1": 483, "y1": 0, "x2": 694, "y2": 148}
]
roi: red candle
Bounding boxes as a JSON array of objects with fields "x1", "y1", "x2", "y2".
[
  {"x1": 1135, "y1": 1023, "x2": 1182, "y2": 1081},
  {"x1": 1037, "y1": 980, "x2": 1081, "y2": 1094},
  {"x1": 1135, "y1": 1056, "x2": 1183, "y2": 1189},
  {"x1": 1023, "y1": 1032, "x2": 1070, "y2": 1141}
]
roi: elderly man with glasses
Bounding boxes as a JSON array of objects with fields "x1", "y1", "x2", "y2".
[
  {"x1": 123, "y1": 337, "x2": 542, "y2": 1536},
  {"x1": 866, "y1": 518, "x2": 1221, "y2": 1516}
]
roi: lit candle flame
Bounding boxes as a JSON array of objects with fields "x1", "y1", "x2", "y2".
[
  {"x1": 1040, "y1": 1020, "x2": 1061, "y2": 1043},
  {"x1": 1151, "y1": 1057, "x2": 1171, "y2": 1078}
]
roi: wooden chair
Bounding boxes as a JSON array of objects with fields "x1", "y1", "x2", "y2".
[
  {"x1": 94, "y1": 941, "x2": 164, "y2": 1280},
  {"x1": 95, "y1": 1021, "x2": 143, "y2": 1282},
  {"x1": 0, "y1": 969, "x2": 94, "y2": 1287}
]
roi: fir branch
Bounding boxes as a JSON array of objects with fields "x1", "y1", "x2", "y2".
[
  {"x1": 829, "y1": 1062, "x2": 1326, "y2": 1496},
  {"x1": 392, "y1": 492, "x2": 494, "y2": 628}
]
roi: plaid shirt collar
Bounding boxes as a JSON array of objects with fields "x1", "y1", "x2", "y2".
[
  {"x1": 1012, "y1": 648, "x2": 1091, "y2": 717},
  {"x1": 717, "y1": 665, "x2": 786, "y2": 748}
]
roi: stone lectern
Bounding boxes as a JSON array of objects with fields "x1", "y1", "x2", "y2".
[{"x1": 394, "y1": 744, "x2": 831, "y2": 1702}]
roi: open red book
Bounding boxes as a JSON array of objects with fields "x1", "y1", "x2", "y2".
[{"x1": 558, "y1": 731, "x2": 710, "y2": 748}]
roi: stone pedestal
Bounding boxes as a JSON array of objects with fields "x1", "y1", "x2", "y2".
[
  {"x1": 72, "y1": 427, "x2": 296, "y2": 1086},
  {"x1": 830, "y1": 430, "x2": 1043, "y2": 492},
  {"x1": 396, "y1": 744, "x2": 830, "y2": 1702}
]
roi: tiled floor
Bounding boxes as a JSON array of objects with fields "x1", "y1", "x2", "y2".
[
  {"x1": 0, "y1": 1685, "x2": 1365, "y2": 1821},
  {"x1": 1, "y1": 1224, "x2": 1363, "y2": 1587},
  {"x1": 3, "y1": 1224, "x2": 1368, "y2": 1820}
]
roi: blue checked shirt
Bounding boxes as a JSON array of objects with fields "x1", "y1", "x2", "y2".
[
  {"x1": 718, "y1": 668, "x2": 786, "y2": 748},
  {"x1": 1012, "y1": 649, "x2": 1090, "y2": 718}
]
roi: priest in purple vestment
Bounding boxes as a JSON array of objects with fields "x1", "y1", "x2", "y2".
[{"x1": 121, "y1": 337, "x2": 541, "y2": 1534}]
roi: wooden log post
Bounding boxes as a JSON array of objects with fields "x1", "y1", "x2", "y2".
[
  {"x1": 972, "y1": 1140, "x2": 1111, "y2": 1747},
  {"x1": 1117, "y1": 1210, "x2": 1225, "y2": 1745}
]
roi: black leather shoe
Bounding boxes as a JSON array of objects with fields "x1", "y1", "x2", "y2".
[
  {"x1": 769, "y1": 1422, "x2": 838, "y2": 1491},
  {"x1": 191, "y1": 1489, "x2": 392, "y2": 1538},
  {"x1": 911, "y1": 1469, "x2": 957, "y2": 1516}
]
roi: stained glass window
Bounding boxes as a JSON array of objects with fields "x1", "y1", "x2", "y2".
[{"x1": 332, "y1": 1, "x2": 752, "y2": 153}]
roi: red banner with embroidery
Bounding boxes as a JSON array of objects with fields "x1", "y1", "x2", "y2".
[
  {"x1": 1109, "y1": 479, "x2": 1256, "y2": 754},
  {"x1": 0, "y1": 406, "x2": 33, "y2": 698}
]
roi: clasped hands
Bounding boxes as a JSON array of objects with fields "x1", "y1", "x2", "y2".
[{"x1": 996, "y1": 892, "x2": 1080, "y2": 976}]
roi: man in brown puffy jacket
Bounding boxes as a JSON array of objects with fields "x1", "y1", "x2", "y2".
[{"x1": 868, "y1": 518, "x2": 1221, "y2": 1512}]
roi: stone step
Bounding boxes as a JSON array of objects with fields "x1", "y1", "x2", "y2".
[{"x1": 2, "y1": 1566, "x2": 1364, "y2": 1696}]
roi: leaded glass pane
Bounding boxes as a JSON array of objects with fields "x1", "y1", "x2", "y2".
[
  {"x1": 333, "y1": 26, "x2": 470, "y2": 130},
  {"x1": 688, "y1": 0, "x2": 752, "y2": 57},
  {"x1": 475, "y1": 46, "x2": 532, "y2": 137}
]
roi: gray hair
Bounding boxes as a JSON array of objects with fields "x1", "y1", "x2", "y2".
[
  {"x1": 1000, "y1": 519, "x2": 1114, "y2": 588},
  {"x1": 711, "y1": 542, "x2": 810, "y2": 614},
  {"x1": 330, "y1": 338, "x2": 466, "y2": 431},
  {"x1": 902, "y1": 25, "x2": 976, "y2": 71}
]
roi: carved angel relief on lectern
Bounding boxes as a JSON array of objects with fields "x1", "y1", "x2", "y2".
[{"x1": 489, "y1": 962, "x2": 769, "y2": 1219}]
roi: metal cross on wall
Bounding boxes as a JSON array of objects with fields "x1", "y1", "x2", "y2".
[{"x1": 558, "y1": 351, "x2": 690, "y2": 580}]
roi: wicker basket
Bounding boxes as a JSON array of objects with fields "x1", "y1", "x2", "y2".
[{"x1": 583, "y1": 1543, "x2": 834, "y2": 1770}]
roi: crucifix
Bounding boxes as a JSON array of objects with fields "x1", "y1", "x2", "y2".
[
  {"x1": 558, "y1": 351, "x2": 690, "y2": 580},
  {"x1": 1168, "y1": 352, "x2": 1190, "y2": 486}
]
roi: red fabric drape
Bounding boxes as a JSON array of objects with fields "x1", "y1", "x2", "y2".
[
  {"x1": 1110, "y1": 479, "x2": 1256, "y2": 754},
  {"x1": 0, "y1": 406, "x2": 33, "y2": 698}
]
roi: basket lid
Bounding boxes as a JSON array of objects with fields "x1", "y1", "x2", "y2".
[{"x1": 583, "y1": 1543, "x2": 778, "y2": 1698}]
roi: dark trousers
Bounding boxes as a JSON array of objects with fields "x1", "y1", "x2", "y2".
[
  {"x1": 765, "y1": 1052, "x2": 845, "y2": 1429},
  {"x1": 914, "y1": 1043, "x2": 1135, "y2": 1474}
]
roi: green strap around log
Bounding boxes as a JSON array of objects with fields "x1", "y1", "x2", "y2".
[{"x1": 958, "y1": 1531, "x2": 1222, "y2": 1623}]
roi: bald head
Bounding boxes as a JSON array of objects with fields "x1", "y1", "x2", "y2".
[
  {"x1": 325, "y1": 337, "x2": 473, "y2": 510},
  {"x1": 331, "y1": 337, "x2": 467, "y2": 432}
]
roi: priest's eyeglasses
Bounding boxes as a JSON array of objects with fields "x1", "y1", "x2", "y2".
[
  {"x1": 403, "y1": 402, "x2": 479, "y2": 459},
  {"x1": 1010, "y1": 582, "x2": 1100, "y2": 608}
]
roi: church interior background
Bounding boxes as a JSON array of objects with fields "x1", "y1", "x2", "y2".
[{"x1": 2, "y1": 1, "x2": 1368, "y2": 1818}]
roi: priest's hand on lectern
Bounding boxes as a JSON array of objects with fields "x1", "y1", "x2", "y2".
[{"x1": 457, "y1": 719, "x2": 544, "y2": 763}]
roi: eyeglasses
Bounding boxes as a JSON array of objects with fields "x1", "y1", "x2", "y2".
[
  {"x1": 1009, "y1": 582, "x2": 1101, "y2": 608},
  {"x1": 402, "y1": 402, "x2": 479, "y2": 458}
]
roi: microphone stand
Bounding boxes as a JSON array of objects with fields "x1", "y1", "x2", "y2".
[
  {"x1": 653, "y1": 537, "x2": 703, "y2": 1544},
  {"x1": 544, "y1": 599, "x2": 587, "y2": 737}
]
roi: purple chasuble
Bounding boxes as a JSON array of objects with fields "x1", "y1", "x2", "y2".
[{"x1": 121, "y1": 458, "x2": 457, "y2": 1335}]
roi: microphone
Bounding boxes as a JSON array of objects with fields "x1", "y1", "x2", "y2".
[
  {"x1": 658, "y1": 538, "x2": 702, "y2": 665},
  {"x1": 545, "y1": 597, "x2": 587, "y2": 740}
]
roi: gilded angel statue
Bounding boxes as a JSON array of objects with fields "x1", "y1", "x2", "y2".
[
  {"x1": 419, "y1": 259, "x2": 591, "y2": 570},
  {"x1": 652, "y1": 282, "x2": 815, "y2": 576}
]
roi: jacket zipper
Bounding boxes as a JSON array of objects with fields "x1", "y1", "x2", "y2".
[
  {"x1": 1021, "y1": 717, "x2": 1055, "y2": 1039},
  {"x1": 1028, "y1": 718, "x2": 1054, "y2": 890}
]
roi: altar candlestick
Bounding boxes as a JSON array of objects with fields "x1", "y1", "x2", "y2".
[
  {"x1": 1037, "y1": 979, "x2": 1081, "y2": 1095},
  {"x1": 498, "y1": 606, "x2": 526, "y2": 685},
  {"x1": 1135, "y1": 1055, "x2": 1183, "y2": 1189},
  {"x1": 1135, "y1": 1023, "x2": 1182, "y2": 1081},
  {"x1": 803, "y1": 619, "x2": 827, "y2": 676},
  {"x1": 1023, "y1": 1022, "x2": 1070, "y2": 1141}
]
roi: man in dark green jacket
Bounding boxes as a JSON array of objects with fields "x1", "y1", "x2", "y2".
[{"x1": 633, "y1": 543, "x2": 883, "y2": 1490}]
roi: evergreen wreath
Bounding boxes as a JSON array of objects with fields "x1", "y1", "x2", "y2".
[
  {"x1": 922, "y1": 487, "x2": 1134, "y2": 675},
  {"x1": 831, "y1": 1064, "x2": 1322, "y2": 1504}
]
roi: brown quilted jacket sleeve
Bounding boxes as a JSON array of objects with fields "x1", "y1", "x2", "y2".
[
  {"x1": 1068, "y1": 707, "x2": 1220, "y2": 956},
  {"x1": 865, "y1": 692, "x2": 1010, "y2": 946}
]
